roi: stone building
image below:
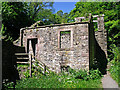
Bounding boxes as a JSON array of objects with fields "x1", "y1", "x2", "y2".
[{"x1": 14, "y1": 14, "x2": 107, "y2": 73}]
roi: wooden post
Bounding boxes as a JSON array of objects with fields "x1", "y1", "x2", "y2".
[
  {"x1": 29, "y1": 54, "x2": 32, "y2": 77},
  {"x1": 60, "y1": 63, "x2": 62, "y2": 73},
  {"x1": 44, "y1": 64, "x2": 46, "y2": 75}
]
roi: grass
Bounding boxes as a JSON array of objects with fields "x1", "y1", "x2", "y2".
[
  {"x1": 15, "y1": 76, "x2": 102, "y2": 88},
  {"x1": 3, "y1": 61, "x2": 103, "y2": 88},
  {"x1": 109, "y1": 61, "x2": 120, "y2": 86},
  {"x1": 14, "y1": 68, "x2": 103, "y2": 88},
  {"x1": 108, "y1": 44, "x2": 120, "y2": 87}
]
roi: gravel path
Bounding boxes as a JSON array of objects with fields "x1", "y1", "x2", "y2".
[{"x1": 101, "y1": 71, "x2": 119, "y2": 89}]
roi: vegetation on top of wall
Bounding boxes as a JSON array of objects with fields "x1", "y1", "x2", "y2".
[{"x1": 60, "y1": 31, "x2": 71, "y2": 35}]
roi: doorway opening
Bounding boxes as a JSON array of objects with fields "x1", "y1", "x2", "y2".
[{"x1": 27, "y1": 38, "x2": 38, "y2": 59}]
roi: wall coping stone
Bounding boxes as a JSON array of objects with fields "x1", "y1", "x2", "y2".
[{"x1": 20, "y1": 21, "x2": 89, "y2": 31}]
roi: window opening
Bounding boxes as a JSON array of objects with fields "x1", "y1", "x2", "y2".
[{"x1": 60, "y1": 31, "x2": 71, "y2": 49}]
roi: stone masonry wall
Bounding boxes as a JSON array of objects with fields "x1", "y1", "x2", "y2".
[
  {"x1": 22, "y1": 23, "x2": 89, "y2": 73},
  {"x1": 95, "y1": 14, "x2": 107, "y2": 57},
  {"x1": 60, "y1": 32, "x2": 71, "y2": 49}
]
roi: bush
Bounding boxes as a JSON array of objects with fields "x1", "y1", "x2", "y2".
[
  {"x1": 3, "y1": 81, "x2": 15, "y2": 89},
  {"x1": 88, "y1": 69, "x2": 102, "y2": 80},
  {"x1": 70, "y1": 68, "x2": 102, "y2": 81},
  {"x1": 4, "y1": 67, "x2": 103, "y2": 88},
  {"x1": 109, "y1": 61, "x2": 119, "y2": 84},
  {"x1": 108, "y1": 45, "x2": 120, "y2": 85},
  {"x1": 75, "y1": 70, "x2": 88, "y2": 80},
  {"x1": 15, "y1": 69, "x2": 102, "y2": 88}
]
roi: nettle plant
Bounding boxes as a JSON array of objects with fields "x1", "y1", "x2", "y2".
[
  {"x1": 67, "y1": 68, "x2": 102, "y2": 81},
  {"x1": 109, "y1": 44, "x2": 120, "y2": 64},
  {"x1": 23, "y1": 70, "x2": 30, "y2": 78}
]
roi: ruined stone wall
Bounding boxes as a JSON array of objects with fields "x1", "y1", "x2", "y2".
[
  {"x1": 95, "y1": 14, "x2": 107, "y2": 57},
  {"x1": 60, "y1": 32, "x2": 71, "y2": 49},
  {"x1": 72, "y1": 24, "x2": 89, "y2": 70},
  {"x1": 94, "y1": 15, "x2": 108, "y2": 74},
  {"x1": 22, "y1": 23, "x2": 89, "y2": 72}
]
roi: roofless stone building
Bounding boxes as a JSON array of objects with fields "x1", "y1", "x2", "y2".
[{"x1": 14, "y1": 14, "x2": 107, "y2": 74}]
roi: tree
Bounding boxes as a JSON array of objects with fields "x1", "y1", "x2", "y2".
[
  {"x1": 2, "y1": 2, "x2": 54, "y2": 40},
  {"x1": 68, "y1": 2, "x2": 120, "y2": 60},
  {"x1": 2, "y1": 2, "x2": 30, "y2": 40},
  {"x1": 27, "y1": 2, "x2": 54, "y2": 24},
  {"x1": 50, "y1": 10, "x2": 69, "y2": 24}
]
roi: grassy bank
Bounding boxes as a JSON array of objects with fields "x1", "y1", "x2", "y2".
[
  {"x1": 109, "y1": 61, "x2": 120, "y2": 86},
  {"x1": 15, "y1": 76, "x2": 102, "y2": 88},
  {"x1": 13, "y1": 68, "x2": 103, "y2": 88}
]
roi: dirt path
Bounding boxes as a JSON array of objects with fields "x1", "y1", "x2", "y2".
[{"x1": 101, "y1": 71, "x2": 119, "y2": 89}]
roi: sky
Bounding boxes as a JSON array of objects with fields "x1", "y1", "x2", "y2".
[{"x1": 53, "y1": 2, "x2": 76, "y2": 14}]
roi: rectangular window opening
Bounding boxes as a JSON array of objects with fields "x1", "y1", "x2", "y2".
[{"x1": 60, "y1": 31, "x2": 71, "y2": 49}]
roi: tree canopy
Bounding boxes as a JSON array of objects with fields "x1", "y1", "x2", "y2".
[
  {"x1": 2, "y1": 2, "x2": 54, "y2": 40},
  {"x1": 1, "y1": 2, "x2": 120, "y2": 60},
  {"x1": 68, "y1": 2, "x2": 120, "y2": 60}
]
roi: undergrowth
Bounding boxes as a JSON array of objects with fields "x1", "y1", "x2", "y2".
[
  {"x1": 14, "y1": 68, "x2": 103, "y2": 88},
  {"x1": 3, "y1": 59, "x2": 103, "y2": 88},
  {"x1": 109, "y1": 61, "x2": 120, "y2": 86},
  {"x1": 108, "y1": 44, "x2": 120, "y2": 87}
]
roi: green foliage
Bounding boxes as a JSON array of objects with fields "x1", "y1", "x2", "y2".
[
  {"x1": 2, "y1": 2, "x2": 30, "y2": 40},
  {"x1": 3, "y1": 81, "x2": 15, "y2": 89},
  {"x1": 28, "y1": 2, "x2": 54, "y2": 23},
  {"x1": 46, "y1": 10, "x2": 69, "y2": 25},
  {"x1": 109, "y1": 61, "x2": 119, "y2": 84},
  {"x1": 60, "y1": 31, "x2": 71, "y2": 35},
  {"x1": 68, "y1": 2, "x2": 120, "y2": 55},
  {"x1": 17, "y1": 64, "x2": 29, "y2": 68},
  {"x1": 3, "y1": 67, "x2": 102, "y2": 88},
  {"x1": 2, "y1": 2, "x2": 70, "y2": 41},
  {"x1": 68, "y1": 68, "x2": 76, "y2": 75},
  {"x1": 15, "y1": 69, "x2": 102, "y2": 88},
  {"x1": 63, "y1": 78, "x2": 102, "y2": 88},
  {"x1": 31, "y1": 59, "x2": 51, "y2": 77},
  {"x1": 108, "y1": 44, "x2": 120, "y2": 86},
  {"x1": 15, "y1": 74, "x2": 64, "y2": 88},
  {"x1": 109, "y1": 44, "x2": 120, "y2": 62},
  {"x1": 1, "y1": 24, "x2": 6, "y2": 35},
  {"x1": 2, "y1": 2, "x2": 54, "y2": 41},
  {"x1": 75, "y1": 69, "x2": 88, "y2": 80},
  {"x1": 23, "y1": 70, "x2": 30, "y2": 78},
  {"x1": 74, "y1": 69, "x2": 102, "y2": 80},
  {"x1": 62, "y1": 68, "x2": 102, "y2": 81},
  {"x1": 69, "y1": 3, "x2": 119, "y2": 81},
  {"x1": 88, "y1": 69, "x2": 103, "y2": 80}
]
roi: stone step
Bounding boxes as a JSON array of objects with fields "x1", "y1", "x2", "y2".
[
  {"x1": 16, "y1": 62, "x2": 29, "y2": 64},
  {"x1": 15, "y1": 53, "x2": 29, "y2": 56},
  {"x1": 17, "y1": 57, "x2": 29, "y2": 60}
]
